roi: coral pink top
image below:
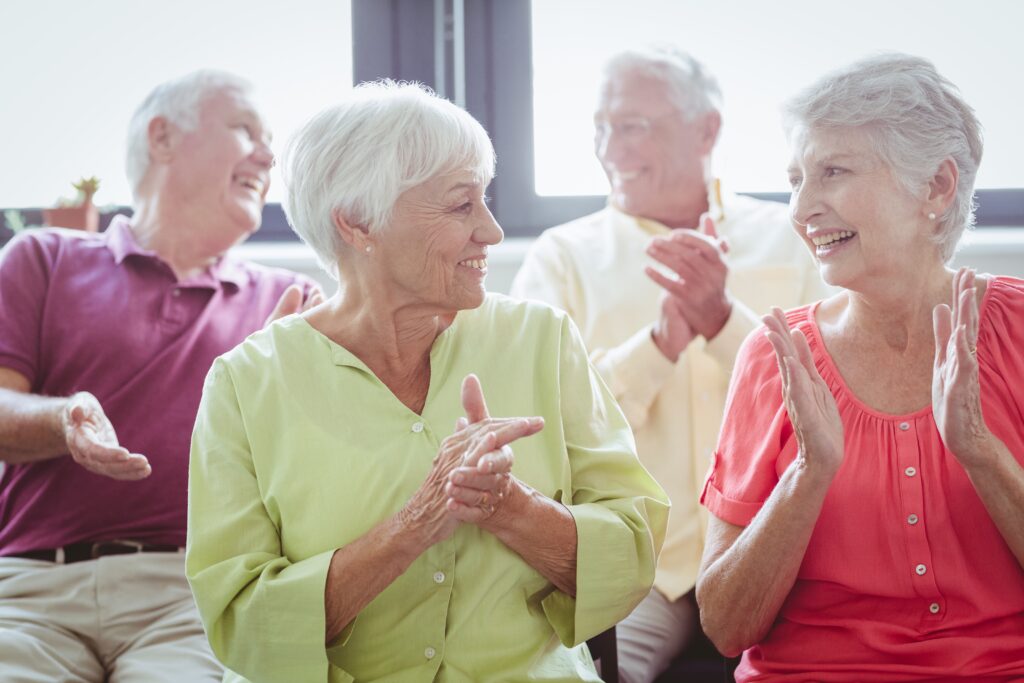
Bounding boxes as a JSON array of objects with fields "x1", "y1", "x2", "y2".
[{"x1": 701, "y1": 276, "x2": 1024, "y2": 682}]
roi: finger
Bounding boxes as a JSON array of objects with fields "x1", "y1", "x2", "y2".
[
  {"x1": 450, "y1": 467, "x2": 509, "y2": 491},
  {"x1": 951, "y1": 267, "x2": 967, "y2": 330},
  {"x1": 664, "y1": 229, "x2": 726, "y2": 264},
  {"x1": 264, "y1": 285, "x2": 303, "y2": 325},
  {"x1": 932, "y1": 303, "x2": 952, "y2": 368},
  {"x1": 302, "y1": 287, "x2": 326, "y2": 312},
  {"x1": 462, "y1": 431, "x2": 496, "y2": 469},
  {"x1": 762, "y1": 308, "x2": 798, "y2": 358},
  {"x1": 790, "y1": 328, "x2": 819, "y2": 381},
  {"x1": 700, "y1": 213, "x2": 719, "y2": 241},
  {"x1": 445, "y1": 479, "x2": 500, "y2": 506},
  {"x1": 454, "y1": 416, "x2": 469, "y2": 432},
  {"x1": 645, "y1": 266, "x2": 688, "y2": 298},
  {"x1": 485, "y1": 417, "x2": 544, "y2": 450},
  {"x1": 447, "y1": 499, "x2": 491, "y2": 523},
  {"x1": 646, "y1": 248, "x2": 705, "y2": 288},
  {"x1": 461, "y1": 374, "x2": 490, "y2": 424},
  {"x1": 477, "y1": 445, "x2": 514, "y2": 474}
]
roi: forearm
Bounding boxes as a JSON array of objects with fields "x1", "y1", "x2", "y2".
[
  {"x1": 0, "y1": 388, "x2": 69, "y2": 463},
  {"x1": 962, "y1": 434, "x2": 1024, "y2": 567},
  {"x1": 697, "y1": 458, "x2": 833, "y2": 656},
  {"x1": 324, "y1": 513, "x2": 428, "y2": 643},
  {"x1": 484, "y1": 479, "x2": 578, "y2": 596}
]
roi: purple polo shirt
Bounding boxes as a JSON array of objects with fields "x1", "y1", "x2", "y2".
[{"x1": 0, "y1": 216, "x2": 314, "y2": 554}]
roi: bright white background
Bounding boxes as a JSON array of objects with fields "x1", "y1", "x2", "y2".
[
  {"x1": 532, "y1": 0, "x2": 1024, "y2": 196},
  {"x1": 0, "y1": 0, "x2": 352, "y2": 208}
]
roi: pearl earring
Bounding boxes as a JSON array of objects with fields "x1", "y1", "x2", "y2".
[
  {"x1": 927, "y1": 212, "x2": 936, "y2": 220},
  {"x1": 364, "y1": 245, "x2": 372, "y2": 253}
]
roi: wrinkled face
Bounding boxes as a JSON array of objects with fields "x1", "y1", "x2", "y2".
[
  {"x1": 376, "y1": 169, "x2": 503, "y2": 313},
  {"x1": 167, "y1": 88, "x2": 273, "y2": 245},
  {"x1": 594, "y1": 69, "x2": 715, "y2": 224},
  {"x1": 787, "y1": 125, "x2": 933, "y2": 289}
]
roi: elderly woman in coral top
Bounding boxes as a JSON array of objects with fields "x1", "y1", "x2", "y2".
[{"x1": 697, "y1": 54, "x2": 1024, "y2": 681}]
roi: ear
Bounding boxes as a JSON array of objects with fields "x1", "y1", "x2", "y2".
[
  {"x1": 926, "y1": 158, "x2": 959, "y2": 217},
  {"x1": 699, "y1": 110, "x2": 722, "y2": 154},
  {"x1": 331, "y1": 208, "x2": 371, "y2": 251},
  {"x1": 147, "y1": 116, "x2": 177, "y2": 163}
]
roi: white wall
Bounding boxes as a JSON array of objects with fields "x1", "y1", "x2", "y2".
[{"x1": 234, "y1": 228, "x2": 1024, "y2": 298}]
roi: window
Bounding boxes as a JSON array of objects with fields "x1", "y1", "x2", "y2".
[{"x1": 0, "y1": 0, "x2": 352, "y2": 241}]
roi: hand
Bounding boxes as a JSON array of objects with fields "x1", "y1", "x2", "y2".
[
  {"x1": 763, "y1": 308, "x2": 844, "y2": 480},
  {"x1": 932, "y1": 268, "x2": 991, "y2": 466},
  {"x1": 399, "y1": 376, "x2": 544, "y2": 547},
  {"x1": 644, "y1": 214, "x2": 733, "y2": 340},
  {"x1": 445, "y1": 375, "x2": 544, "y2": 526},
  {"x1": 651, "y1": 292, "x2": 695, "y2": 363},
  {"x1": 61, "y1": 392, "x2": 151, "y2": 480},
  {"x1": 264, "y1": 284, "x2": 326, "y2": 326}
]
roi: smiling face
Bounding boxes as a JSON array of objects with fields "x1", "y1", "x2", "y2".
[
  {"x1": 594, "y1": 68, "x2": 717, "y2": 225},
  {"x1": 374, "y1": 170, "x2": 503, "y2": 314},
  {"x1": 787, "y1": 125, "x2": 939, "y2": 290},
  {"x1": 165, "y1": 87, "x2": 274, "y2": 248}
]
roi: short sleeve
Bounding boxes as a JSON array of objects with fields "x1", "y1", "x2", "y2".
[
  {"x1": 977, "y1": 277, "x2": 1024, "y2": 463},
  {"x1": 700, "y1": 326, "x2": 799, "y2": 527},
  {"x1": 0, "y1": 232, "x2": 54, "y2": 384}
]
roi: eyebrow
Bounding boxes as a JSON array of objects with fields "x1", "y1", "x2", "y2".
[{"x1": 445, "y1": 182, "x2": 480, "y2": 195}]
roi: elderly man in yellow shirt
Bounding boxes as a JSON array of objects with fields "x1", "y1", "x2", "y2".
[{"x1": 511, "y1": 46, "x2": 829, "y2": 682}]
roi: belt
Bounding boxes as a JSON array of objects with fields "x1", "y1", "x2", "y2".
[{"x1": 7, "y1": 540, "x2": 184, "y2": 564}]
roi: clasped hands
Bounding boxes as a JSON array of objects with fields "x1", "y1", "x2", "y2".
[
  {"x1": 645, "y1": 214, "x2": 733, "y2": 362},
  {"x1": 402, "y1": 374, "x2": 544, "y2": 545}
]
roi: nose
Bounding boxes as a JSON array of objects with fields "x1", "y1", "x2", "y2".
[
  {"x1": 252, "y1": 140, "x2": 274, "y2": 170},
  {"x1": 476, "y1": 204, "x2": 504, "y2": 246},
  {"x1": 789, "y1": 180, "x2": 823, "y2": 229},
  {"x1": 595, "y1": 125, "x2": 629, "y2": 169}
]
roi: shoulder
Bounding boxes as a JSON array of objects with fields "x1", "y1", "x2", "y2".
[
  {"x1": 979, "y1": 276, "x2": 1024, "y2": 347},
  {"x1": 214, "y1": 315, "x2": 312, "y2": 379},
  {"x1": 471, "y1": 292, "x2": 572, "y2": 330},
  {"x1": 1, "y1": 228, "x2": 101, "y2": 263}
]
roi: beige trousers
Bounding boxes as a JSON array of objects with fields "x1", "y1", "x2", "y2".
[
  {"x1": 616, "y1": 587, "x2": 699, "y2": 683},
  {"x1": 0, "y1": 553, "x2": 222, "y2": 682}
]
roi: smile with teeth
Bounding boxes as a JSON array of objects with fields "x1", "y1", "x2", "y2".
[
  {"x1": 458, "y1": 258, "x2": 487, "y2": 271},
  {"x1": 236, "y1": 175, "x2": 265, "y2": 194},
  {"x1": 811, "y1": 230, "x2": 855, "y2": 248},
  {"x1": 614, "y1": 170, "x2": 642, "y2": 182}
]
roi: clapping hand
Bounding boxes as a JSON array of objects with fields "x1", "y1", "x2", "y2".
[
  {"x1": 762, "y1": 308, "x2": 844, "y2": 479},
  {"x1": 932, "y1": 268, "x2": 991, "y2": 465},
  {"x1": 445, "y1": 375, "x2": 543, "y2": 524}
]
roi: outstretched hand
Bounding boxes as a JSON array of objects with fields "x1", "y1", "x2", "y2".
[
  {"x1": 932, "y1": 268, "x2": 991, "y2": 465},
  {"x1": 762, "y1": 308, "x2": 844, "y2": 479},
  {"x1": 62, "y1": 392, "x2": 151, "y2": 480}
]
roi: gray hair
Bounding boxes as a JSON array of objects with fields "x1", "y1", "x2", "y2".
[
  {"x1": 125, "y1": 70, "x2": 253, "y2": 200},
  {"x1": 603, "y1": 45, "x2": 723, "y2": 120},
  {"x1": 783, "y1": 53, "x2": 983, "y2": 261},
  {"x1": 281, "y1": 80, "x2": 496, "y2": 282}
]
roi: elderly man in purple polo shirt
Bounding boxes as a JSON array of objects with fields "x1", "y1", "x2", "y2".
[{"x1": 0, "y1": 71, "x2": 320, "y2": 681}]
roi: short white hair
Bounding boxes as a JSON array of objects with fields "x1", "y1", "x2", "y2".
[
  {"x1": 281, "y1": 80, "x2": 496, "y2": 281},
  {"x1": 603, "y1": 45, "x2": 722, "y2": 120},
  {"x1": 125, "y1": 70, "x2": 253, "y2": 200},
  {"x1": 783, "y1": 53, "x2": 983, "y2": 262}
]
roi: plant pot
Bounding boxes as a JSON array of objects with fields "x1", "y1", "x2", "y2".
[{"x1": 43, "y1": 203, "x2": 99, "y2": 231}]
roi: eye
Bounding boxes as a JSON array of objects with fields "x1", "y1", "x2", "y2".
[
  {"x1": 453, "y1": 202, "x2": 474, "y2": 214},
  {"x1": 824, "y1": 166, "x2": 846, "y2": 178},
  {"x1": 788, "y1": 175, "x2": 803, "y2": 191}
]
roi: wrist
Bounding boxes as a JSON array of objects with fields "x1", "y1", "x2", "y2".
[
  {"x1": 479, "y1": 477, "x2": 531, "y2": 539},
  {"x1": 705, "y1": 299, "x2": 733, "y2": 341},
  {"x1": 650, "y1": 325, "x2": 681, "y2": 363},
  {"x1": 391, "y1": 505, "x2": 436, "y2": 558}
]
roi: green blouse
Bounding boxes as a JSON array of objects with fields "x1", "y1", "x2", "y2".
[{"x1": 186, "y1": 294, "x2": 669, "y2": 683}]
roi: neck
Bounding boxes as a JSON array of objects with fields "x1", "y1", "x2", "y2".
[
  {"x1": 131, "y1": 195, "x2": 225, "y2": 280},
  {"x1": 840, "y1": 264, "x2": 953, "y2": 352},
  {"x1": 315, "y1": 272, "x2": 452, "y2": 376}
]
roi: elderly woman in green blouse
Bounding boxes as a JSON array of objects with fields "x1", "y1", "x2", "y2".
[{"x1": 185, "y1": 81, "x2": 669, "y2": 683}]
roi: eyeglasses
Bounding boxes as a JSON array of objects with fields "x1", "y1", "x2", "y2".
[{"x1": 594, "y1": 111, "x2": 678, "y2": 143}]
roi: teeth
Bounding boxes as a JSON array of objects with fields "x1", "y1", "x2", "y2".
[
  {"x1": 459, "y1": 258, "x2": 487, "y2": 270},
  {"x1": 811, "y1": 230, "x2": 855, "y2": 247},
  {"x1": 237, "y1": 176, "x2": 264, "y2": 194},
  {"x1": 615, "y1": 170, "x2": 641, "y2": 181}
]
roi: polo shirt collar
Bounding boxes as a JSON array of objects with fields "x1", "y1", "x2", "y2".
[
  {"x1": 608, "y1": 177, "x2": 731, "y2": 235},
  {"x1": 105, "y1": 215, "x2": 247, "y2": 288}
]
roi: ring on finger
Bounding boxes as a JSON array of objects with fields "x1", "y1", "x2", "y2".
[{"x1": 480, "y1": 491, "x2": 490, "y2": 507}]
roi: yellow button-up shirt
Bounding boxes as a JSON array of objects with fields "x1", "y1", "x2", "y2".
[
  {"x1": 510, "y1": 193, "x2": 829, "y2": 600},
  {"x1": 187, "y1": 294, "x2": 669, "y2": 683}
]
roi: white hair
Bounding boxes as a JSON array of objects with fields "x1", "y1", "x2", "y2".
[
  {"x1": 603, "y1": 45, "x2": 723, "y2": 120},
  {"x1": 125, "y1": 70, "x2": 253, "y2": 200},
  {"x1": 783, "y1": 53, "x2": 983, "y2": 262},
  {"x1": 281, "y1": 80, "x2": 496, "y2": 281}
]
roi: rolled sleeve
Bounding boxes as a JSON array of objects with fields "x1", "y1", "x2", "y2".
[
  {"x1": 187, "y1": 360, "x2": 343, "y2": 683},
  {"x1": 542, "y1": 314, "x2": 670, "y2": 646}
]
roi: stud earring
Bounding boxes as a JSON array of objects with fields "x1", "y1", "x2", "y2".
[
  {"x1": 364, "y1": 245, "x2": 372, "y2": 253},
  {"x1": 928, "y1": 212, "x2": 936, "y2": 220}
]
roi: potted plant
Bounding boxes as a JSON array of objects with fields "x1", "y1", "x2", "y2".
[{"x1": 43, "y1": 176, "x2": 100, "y2": 231}]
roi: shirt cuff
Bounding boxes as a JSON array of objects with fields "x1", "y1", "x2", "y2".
[
  {"x1": 703, "y1": 300, "x2": 759, "y2": 373},
  {"x1": 699, "y1": 461, "x2": 763, "y2": 527},
  {"x1": 542, "y1": 501, "x2": 660, "y2": 647}
]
